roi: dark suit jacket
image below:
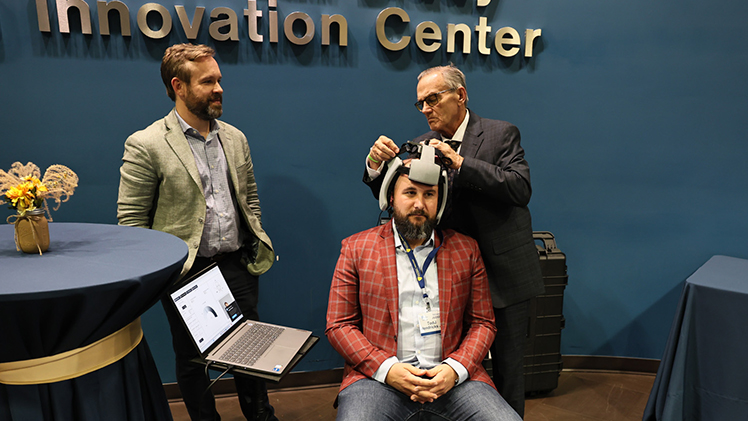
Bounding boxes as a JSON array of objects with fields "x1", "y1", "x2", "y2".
[
  {"x1": 366, "y1": 111, "x2": 544, "y2": 308},
  {"x1": 325, "y1": 222, "x2": 496, "y2": 392}
]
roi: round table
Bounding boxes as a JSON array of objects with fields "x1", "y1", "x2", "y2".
[
  {"x1": 0, "y1": 222, "x2": 188, "y2": 421},
  {"x1": 643, "y1": 255, "x2": 748, "y2": 420}
]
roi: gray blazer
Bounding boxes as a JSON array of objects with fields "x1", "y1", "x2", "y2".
[
  {"x1": 117, "y1": 109, "x2": 274, "y2": 277},
  {"x1": 367, "y1": 111, "x2": 544, "y2": 307}
]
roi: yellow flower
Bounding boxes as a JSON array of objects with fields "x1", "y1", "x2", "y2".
[
  {"x1": 4, "y1": 177, "x2": 47, "y2": 213},
  {"x1": 24, "y1": 176, "x2": 48, "y2": 193},
  {"x1": 5, "y1": 185, "x2": 27, "y2": 201}
]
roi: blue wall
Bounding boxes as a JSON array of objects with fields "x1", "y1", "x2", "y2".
[{"x1": 2, "y1": 0, "x2": 747, "y2": 383}]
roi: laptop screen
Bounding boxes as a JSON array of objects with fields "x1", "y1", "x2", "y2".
[{"x1": 169, "y1": 265, "x2": 244, "y2": 354}]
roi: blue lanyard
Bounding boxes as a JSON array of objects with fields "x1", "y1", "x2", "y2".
[{"x1": 397, "y1": 229, "x2": 444, "y2": 312}]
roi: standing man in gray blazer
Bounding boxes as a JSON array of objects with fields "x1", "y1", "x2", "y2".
[
  {"x1": 364, "y1": 64, "x2": 545, "y2": 418},
  {"x1": 118, "y1": 43, "x2": 277, "y2": 421}
]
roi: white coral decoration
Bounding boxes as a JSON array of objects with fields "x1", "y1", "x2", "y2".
[{"x1": 0, "y1": 162, "x2": 79, "y2": 222}]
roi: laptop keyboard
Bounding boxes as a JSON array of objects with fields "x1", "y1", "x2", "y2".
[{"x1": 221, "y1": 323, "x2": 284, "y2": 366}]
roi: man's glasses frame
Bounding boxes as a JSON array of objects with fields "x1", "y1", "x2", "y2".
[{"x1": 414, "y1": 88, "x2": 457, "y2": 111}]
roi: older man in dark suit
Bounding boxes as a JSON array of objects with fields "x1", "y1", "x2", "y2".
[{"x1": 364, "y1": 64, "x2": 545, "y2": 417}]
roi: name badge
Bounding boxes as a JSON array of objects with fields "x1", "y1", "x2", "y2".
[{"x1": 418, "y1": 310, "x2": 440, "y2": 336}]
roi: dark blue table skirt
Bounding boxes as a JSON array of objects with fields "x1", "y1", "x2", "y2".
[
  {"x1": 0, "y1": 339, "x2": 170, "y2": 421},
  {"x1": 643, "y1": 255, "x2": 748, "y2": 420},
  {"x1": 0, "y1": 223, "x2": 188, "y2": 421}
]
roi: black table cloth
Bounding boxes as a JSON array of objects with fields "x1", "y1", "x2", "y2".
[
  {"x1": 643, "y1": 255, "x2": 748, "y2": 420},
  {"x1": 0, "y1": 223, "x2": 188, "y2": 421}
]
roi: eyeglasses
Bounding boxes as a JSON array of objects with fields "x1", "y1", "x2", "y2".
[{"x1": 414, "y1": 88, "x2": 456, "y2": 111}]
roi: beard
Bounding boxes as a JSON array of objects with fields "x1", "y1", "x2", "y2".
[
  {"x1": 393, "y1": 207, "x2": 437, "y2": 244},
  {"x1": 185, "y1": 89, "x2": 223, "y2": 121}
]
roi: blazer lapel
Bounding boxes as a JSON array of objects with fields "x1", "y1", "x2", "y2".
[
  {"x1": 435, "y1": 231, "x2": 452, "y2": 341},
  {"x1": 379, "y1": 223, "x2": 400, "y2": 333},
  {"x1": 163, "y1": 109, "x2": 203, "y2": 193},
  {"x1": 217, "y1": 121, "x2": 241, "y2": 190},
  {"x1": 460, "y1": 110, "x2": 484, "y2": 159}
]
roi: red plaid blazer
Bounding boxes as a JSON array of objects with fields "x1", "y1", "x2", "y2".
[{"x1": 325, "y1": 222, "x2": 497, "y2": 392}]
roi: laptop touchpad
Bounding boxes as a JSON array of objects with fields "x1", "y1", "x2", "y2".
[{"x1": 257, "y1": 345, "x2": 295, "y2": 371}]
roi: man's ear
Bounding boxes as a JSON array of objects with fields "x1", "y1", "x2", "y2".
[
  {"x1": 171, "y1": 77, "x2": 184, "y2": 99},
  {"x1": 457, "y1": 86, "x2": 467, "y2": 104}
]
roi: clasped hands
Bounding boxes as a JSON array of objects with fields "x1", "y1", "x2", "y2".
[
  {"x1": 385, "y1": 362, "x2": 458, "y2": 404},
  {"x1": 368, "y1": 136, "x2": 463, "y2": 171}
]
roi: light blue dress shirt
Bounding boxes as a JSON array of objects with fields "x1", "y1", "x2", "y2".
[
  {"x1": 176, "y1": 111, "x2": 244, "y2": 257},
  {"x1": 372, "y1": 220, "x2": 469, "y2": 385}
]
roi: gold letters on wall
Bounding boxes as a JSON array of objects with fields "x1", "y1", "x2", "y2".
[{"x1": 35, "y1": 0, "x2": 541, "y2": 57}]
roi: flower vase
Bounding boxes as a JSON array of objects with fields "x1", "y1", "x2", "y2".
[{"x1": 14, "y1": 209, "x2": 50, "y2": 254}]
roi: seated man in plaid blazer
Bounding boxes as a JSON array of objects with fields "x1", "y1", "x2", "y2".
[{"x1": 326, "y1": 155, "x2": 520, "y2": 421}]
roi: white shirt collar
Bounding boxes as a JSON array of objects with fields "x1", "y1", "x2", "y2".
[
  {"x1": 175, "y1": 110, "x2": 218, "y2": 137},
  {"x1": 442, "y1": 109, "x2": 470, "y2": 142}
]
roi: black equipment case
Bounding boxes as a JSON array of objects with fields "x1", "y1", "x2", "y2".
[{"x1": 523, "y1": 231, "x2": 568, "y2": 394}]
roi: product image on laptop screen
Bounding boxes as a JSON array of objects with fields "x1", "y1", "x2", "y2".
[
  {"x1": 169, "y1": 264, "x2": 312, "y2": 375},
  {"x1": 171, "y1": 265, "x2": 244, "y2": 354}
]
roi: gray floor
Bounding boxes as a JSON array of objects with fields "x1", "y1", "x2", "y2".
[{"x1": 169, "y1": 370, "x2": 656, "y2": 421}]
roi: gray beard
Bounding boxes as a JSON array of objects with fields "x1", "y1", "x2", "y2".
[{"x1": 393, "y1": 211, "x2": 436, "y2": 244}]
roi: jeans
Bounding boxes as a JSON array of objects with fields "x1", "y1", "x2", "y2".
[{"x1": 336, "y1": 378, "x2": 522, "y2": 421}]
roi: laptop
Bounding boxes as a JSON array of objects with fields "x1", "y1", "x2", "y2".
[{"x1": 168, "y1": 264, "x2": 312, "y2": 375}]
